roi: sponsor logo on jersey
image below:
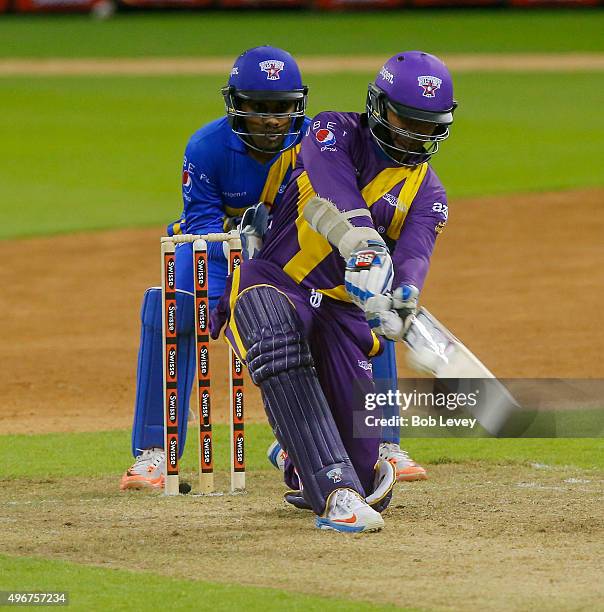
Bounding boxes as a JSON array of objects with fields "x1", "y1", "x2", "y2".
[
  {"x1": 315, "y1": 128, "x2": 336, "y2": 147},
  {"x1": 379, "y1": 66, "x2": 394, "y2": 84},
  {"x1": 382, "y1": 193, "x2": 398, "y2": 208},
  {"x1": 358, "y1": 360, "x2": 373, "y2": 372},
  {"x1": 259, "y1": 60, "x2": 284, "y2": 80},
  {"x1": 435, "y1": 220, "x2": 447, "y2": 234},
  {"x1": 309, "y1": 289, "x2": 323, "y2": 309},
  {"x1": 418, "y1": 75, "x2": 442, "y2": 98},
  {"x1": 182, "y1": 169, "x2": 192, "y2": 194},
  {"x1": 432, "y1": 201, "x2": 448, "y2": 220}
]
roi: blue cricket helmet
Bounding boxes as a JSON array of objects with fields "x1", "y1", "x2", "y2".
[{"x1": 222, "y1": 46, "x2": 308, "y2": 153}]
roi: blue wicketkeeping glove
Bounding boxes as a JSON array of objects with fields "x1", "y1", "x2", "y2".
[{"x1": 239, "y1": 202, "x2": 270, "y2": 260}]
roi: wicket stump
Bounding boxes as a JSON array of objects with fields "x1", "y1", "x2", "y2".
[{"x1": 160, "y1": 232, "x2": 245, "y2": 496}]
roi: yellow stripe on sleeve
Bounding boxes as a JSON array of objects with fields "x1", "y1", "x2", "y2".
[
  {"x1": 357, "y1": 162, "x2": 429, "y2": 241},
  {"x1": 360, "y1": 166, "x2": 413, "y2": 209},
  {"x1": 387, "y1": 163, "x2": 428, "y2": 240}
]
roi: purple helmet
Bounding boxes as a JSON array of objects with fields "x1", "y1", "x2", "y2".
[
  {"x1": 366, "y1": 51, "x2": 457, "y2": 166},
  {"x1": 222, "y1": 46, "x2": 308, "y2": 154}
]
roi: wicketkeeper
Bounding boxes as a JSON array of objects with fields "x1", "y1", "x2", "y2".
[{"x1": 121, "y1": 47, "x2": 310, "y2": 490}]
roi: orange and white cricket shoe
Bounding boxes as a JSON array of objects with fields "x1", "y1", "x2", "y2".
[
  {"x1": 120, "y1": 448, "x2": 165, "y2": 491},
  {"x1": 316, "y1": 488, "x2": 384, "y2": 533},
  {"x1": 379, "y1": 442, "x2": 428, "y2": 482}
]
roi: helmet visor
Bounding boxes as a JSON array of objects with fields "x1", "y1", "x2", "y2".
[
  {"x1": 367, "y1": 82, "x2": 454, "y2": 166},
  {"x1": 222, "y1": 85, "x2": 307, "y2": 154}
]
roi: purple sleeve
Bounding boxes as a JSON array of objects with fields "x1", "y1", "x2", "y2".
[
  {"x1": 301, "y1": 112, "x2": 373, "y2": 229},
  {"x1": 392, "y1": 170, "x2": 448, "y2": 291},
  {"x1": 210, "y1": 272, "x2": 233, "y2": 339}
]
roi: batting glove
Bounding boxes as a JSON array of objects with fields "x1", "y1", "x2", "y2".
[
  {"x1": 366, "y1": 309, "x2": 406, "y2": 341},
  {"x1": 392, "y1": 284, "x2": 419, "y2": 322},
  {"x1": 364, "y1": 284, "x2": 420, "y2": 341},
  {"x1": 344, "y1": 240, "x2": 394, "y2": 309}
]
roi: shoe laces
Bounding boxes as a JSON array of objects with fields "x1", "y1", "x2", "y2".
[
  {"x1": 149, "y1": 452, "x2": 165, "y2": 470},
  {"x1": 381, "y1": 443, "x2": 412, "y2": 462},
  {"x1": 133, "y1": 448, "x2": 164, "y2": 470},
  {"x1": 335, "y1": 489, "x2": 358, "y2": 513}
]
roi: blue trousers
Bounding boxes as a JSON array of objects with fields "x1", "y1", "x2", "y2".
[{"x1": 130, "y1": 242, "x2": 227, "y2": 457}]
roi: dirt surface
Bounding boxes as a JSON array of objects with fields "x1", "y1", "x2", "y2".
[
  {"x1": 2, "y1": 464, "x2": 602, "y2": 611},
  {"x1": 1, "y1": 188, "x2": 603, "y2": 436},
  {"x1": 1, "y1": 54, "x2": 604, "y2": 76},
  {"x1": 2, "y1": 188, "x2": 603, "y2": 611}
]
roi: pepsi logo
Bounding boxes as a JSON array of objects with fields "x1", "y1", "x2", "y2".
[
  {"x1": 315, "y1": 128, "x2": 336, "y2": 147},
  {"x1": 182, "y1": 169, "x2": 192, "y2": 194}
]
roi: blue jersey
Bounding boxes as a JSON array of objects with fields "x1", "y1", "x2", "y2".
[
  {"x1": 176, "y1": 116, "x2": 310, "y2": 236},
  {"x1": 173, "y1": 115, "x2": 310, "y2": 299}
]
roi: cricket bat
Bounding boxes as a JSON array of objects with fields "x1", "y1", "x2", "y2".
[{"x1": 402, "y1": 307, "x2": 520, "y2": 435}]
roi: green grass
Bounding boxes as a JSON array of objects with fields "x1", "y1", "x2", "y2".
[
  {"x1": 1, "y1": 71, "x2": 602, "y2": 239},
  {"x1": 1, "y1": 11, "x2": 604, "y2": 57},
  {"x1": 432, "y1": 71, "x2": 604, "y2": 197},
  {"x1": 406, "y1": 437, "x2": 603, "y2": 470},
  {"x1": 0, "y1": 555, "x2": 396, "y2": 611},
  {"x1": 2, "y1": 424, "x2": 602, "y2": 480},
  {"x1": 2, "y1": 424, "x2": 275, "y2": 480},
  {"x1": 1, "y1": 429, "x2": 599, "y2": 609}
]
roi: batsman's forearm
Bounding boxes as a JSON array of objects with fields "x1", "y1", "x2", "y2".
[
  {"x1": 392, "y1": 218, "x2": 438, "y2": 290},
  {"x1": 303, "y1": 196, "x2": 383, "y2": 259}
]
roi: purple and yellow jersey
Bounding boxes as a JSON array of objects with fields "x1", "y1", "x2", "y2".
[
  {"x1": 169, "y1": 115, "x2": 310, "y2": 239},
  {"x1": 259, "y1": 111, "x2": 448, "y2": 302}
]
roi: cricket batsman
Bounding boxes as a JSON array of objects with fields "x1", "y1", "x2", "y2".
[
  {"x1": 120, "y1": 46, "x2": 310, "y2": 490},
  {"x1": 212, "y1": 51, "x2": 456, "y2": 531}
]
